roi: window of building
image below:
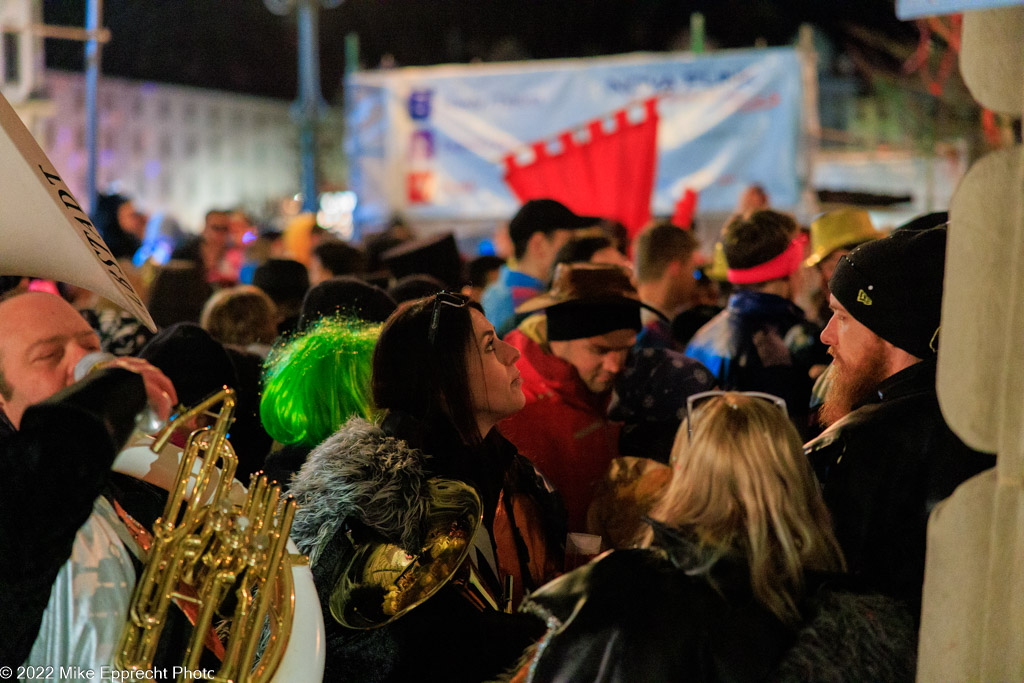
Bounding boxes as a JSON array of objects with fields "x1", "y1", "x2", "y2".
[{"x1": 2, "y1": 32, "x2": 19, "y2": 84}]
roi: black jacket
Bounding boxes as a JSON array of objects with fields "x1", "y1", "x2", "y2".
[
  {"x1": 0, "y1": 368, "x2": 146, "y2": 667},
  {"x1": 805, "y1": 358, "x2": 995, "y2": 612},
  {"x1": 518, "y1": 524, "x2": 917, "y2": 683}
]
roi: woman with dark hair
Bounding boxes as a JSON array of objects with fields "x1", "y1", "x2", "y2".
[{"x1": 288, "y1": 293, "x2": 565, "y2": 682}]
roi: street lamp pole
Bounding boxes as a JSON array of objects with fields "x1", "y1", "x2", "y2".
[
  {"x1": 295, "y1": 0, "x2": 323, "y2": 213},
  {"x1": 265, "y1": 0, "x2": 340, "y2": 214},
  {"x1": 84, "y1": 0, "x2": 103, "y2": 213}
]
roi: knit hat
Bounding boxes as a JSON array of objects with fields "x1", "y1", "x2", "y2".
[
  {"x1": 545, "y1": 301, "x2": 643, "y2": 341},
  {"x1": 829, "y1": 225, "x2": 947, "y2": 359}
]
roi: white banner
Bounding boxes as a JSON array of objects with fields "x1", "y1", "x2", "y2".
[{"x1": 347, "y1": 47, "x2": 803, "y2": 228}]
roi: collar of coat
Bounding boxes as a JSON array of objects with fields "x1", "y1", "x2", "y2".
[
  {"x1": 504, "y1": 324, "x2": 614, "y2": 416},
  {"x1": 288, "y1": 415, "x2": 432, "y2": 567},
  {"x1": 288, "y1": 412, "x2": 519, "y2": 569}
]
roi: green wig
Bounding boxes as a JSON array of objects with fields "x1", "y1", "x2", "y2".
[{"x1": 260, "y1": 316, "x2": 380, "y2": 447}]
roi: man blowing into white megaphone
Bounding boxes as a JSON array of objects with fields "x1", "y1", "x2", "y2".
[{"x1": 0, "y1": 290, "x2": 176, "y2": 669}]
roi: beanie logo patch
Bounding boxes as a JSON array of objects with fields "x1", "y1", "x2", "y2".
[{"x1": 857, "y1": 289, "x2": 873, "y2": 306}]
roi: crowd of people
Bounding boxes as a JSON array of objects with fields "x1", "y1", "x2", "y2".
[{"x1": 0, "y1": 189, "x2": 996, "y2": 682}]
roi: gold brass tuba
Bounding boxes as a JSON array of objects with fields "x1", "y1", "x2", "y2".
[
  {"x1": 328, "y1": 478, "x2": 510, "y2": 630},
  {"x1": 114, "y1": 388, "x2": 323, "y2": 682}
]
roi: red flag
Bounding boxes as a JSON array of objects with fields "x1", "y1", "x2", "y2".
[
  {"x1": 671, "y1": 188, "x2": 699, "y2": 229},
  {"x1": 503, "y1": 98, "x2": 659, "y2": 240}
]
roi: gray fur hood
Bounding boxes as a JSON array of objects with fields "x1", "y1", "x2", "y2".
[{"x1": 287, "y1": 416, "x2": 430, "y2": 567}]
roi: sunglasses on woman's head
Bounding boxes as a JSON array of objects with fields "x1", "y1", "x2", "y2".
[
  {"x1": 428, "y1": 291, "x2": 470, "y2": 345},
  {"x1": 685, "y1": 390, "x2": 788, "y2": 441}
]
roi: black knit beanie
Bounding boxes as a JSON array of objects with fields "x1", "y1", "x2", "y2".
[{"x1": 829, "y1": 225, "x2": 947, "y2": 359}]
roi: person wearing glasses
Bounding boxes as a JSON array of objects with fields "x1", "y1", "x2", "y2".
[
  {"x1": 171, "y1": 208, "x2": 240, "y2": 287},
  {"x1": 513, "y1": 392, "x2": 916, "y2": 682},
  {"x1": 287, "y1": 292, "x2": 565, "y2": 683}
]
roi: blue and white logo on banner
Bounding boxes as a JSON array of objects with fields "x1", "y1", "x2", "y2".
[{"x1": 408, "y1": 90, "x2": 433, "y2": 121}]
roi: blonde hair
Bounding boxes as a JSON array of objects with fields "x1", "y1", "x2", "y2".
[
  {"x1": 647, "y1": 393, "x2": 844, "y2": 623},
  {"x1": 200, "y1": 285, "x2": 278, "y2": 346}
]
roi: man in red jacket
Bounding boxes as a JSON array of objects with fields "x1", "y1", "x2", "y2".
[{"x1": 499, "y1": 263, "x2": 661, "y2": 534}]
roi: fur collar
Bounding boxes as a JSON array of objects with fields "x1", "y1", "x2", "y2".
[{"x1": 287, "y1": 416, "x2": 431, "y2": 567}]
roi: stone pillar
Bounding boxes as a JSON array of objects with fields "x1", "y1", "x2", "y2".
[{"x1": 918, "y1": 6, "x2": 1024, "y2": 681}]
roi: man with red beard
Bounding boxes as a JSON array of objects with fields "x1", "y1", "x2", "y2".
[{"x1": 805, "y1": 224, "x2": 994, "y2": 616}]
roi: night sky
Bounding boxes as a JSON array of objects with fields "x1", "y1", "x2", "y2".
[{"x1": 42, "y1": 0, "x2": 915, "y2": 102}]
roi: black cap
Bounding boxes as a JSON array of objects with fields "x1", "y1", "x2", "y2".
[
  {"x1": 508, "y1": 199, "x2": 599, "y2": 248},
  {"x1": 381, "y1": 233, "x2": 463, "y2": 289},
  {"x1": 829, "y1": 225, "x2": 947, "y2": 359}
]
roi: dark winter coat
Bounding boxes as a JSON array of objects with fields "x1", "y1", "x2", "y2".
[
  {"x1": 288, "y1": 413, "x2": 566, "y2": 683},
  {"x1": 516, "y1": 523, "x2": 918, "y2": 683},
  {"x1": 805, "y1": 358, "x2": 995, "y2": 613},
  {"x1": 0, "y1": 368, "x2": 146, "y2": 667}
]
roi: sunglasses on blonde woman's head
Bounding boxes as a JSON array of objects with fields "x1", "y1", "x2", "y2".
[
  {"x1": 428, "y1": 291, "x2": 470, "y2": 345},
  {"x1": 685, "y1": 390, "x2": 788, "y2": 441}
]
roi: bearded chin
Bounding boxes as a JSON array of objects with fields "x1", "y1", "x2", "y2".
[{"x1": 819, "y1": 354, "x2": 889, "y2": 427}]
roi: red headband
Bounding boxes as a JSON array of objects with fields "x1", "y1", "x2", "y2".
[{"x1": 727, "y1": 234, "x2": 807, "y2": 285}]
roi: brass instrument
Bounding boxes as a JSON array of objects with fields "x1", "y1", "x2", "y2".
[
  {"x1": 329, "y1": 478, "x2": 508, "y2": 630},
  {"x1": 115, "y1": 388, "x2": 310, "y2": 682}
]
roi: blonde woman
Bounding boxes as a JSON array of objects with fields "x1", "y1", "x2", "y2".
[{"x1": 515, "y1": 392, "x2": 916, "y2": 683}]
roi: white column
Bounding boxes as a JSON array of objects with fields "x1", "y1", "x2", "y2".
[{"x1": 918, "y1": 6, "x2": 1024, "y2": 681}]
